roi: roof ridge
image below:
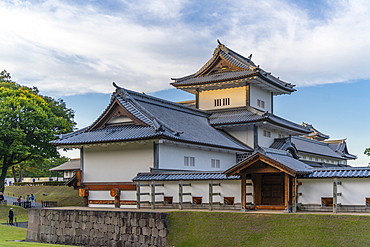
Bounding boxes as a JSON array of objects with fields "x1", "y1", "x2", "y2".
[
  {"x1": 292, "y1": 136, "x2": 330, "y2": 146},
  {"x1": 114, "y1": 88, "x2": 183, "y2": 136},
  {"x1": 122, "y1": 88, "x2": 210, "y2": 117}
]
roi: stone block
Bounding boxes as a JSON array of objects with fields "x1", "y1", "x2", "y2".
[
  {"x1": 142, "y1": 227, "x2": 151, "y2": 236},
  {"x1": 159, "y1": 228, "x2": 168, "y2": 238},
  {"x1": 44, "y1": 226, "x2": 52, "y2": 235},
  {"x1": 151, "y1": 227, "x2": 159, "y2": 237},
  {"x1": 115, "y1": 225, "x2": 120, "y2": 234},
  {"x1": 41, "y1": 217, "x2": 49, "y2": 226},
  {"x1": 86, "y1": 221, "x2": 92, "y2": 229},
  {"x1": 139, "y1": 218, "x2": 147, "y2": 227},
  {"x1": 121, "y1": 226, "x2": 127, "y2": 234},
  {"x1": 60, "y1": 221, "x2": 66, "y2": 228},
  {"x1": 139, "y1": 235, "x2": 146, "y2": 244},
  {"x1": 56, "y1": 228, "x2": 63, "y2": 236},
  {"x1": 156, "y1": 219, "x2": 164, "y2": 229},
  {"x1": 100, "y1": 223, "x2": 108, "y2": 231},
  {"x1": 72, "y1": 221, "x2": 79, "y2": 228},
  {"x1": 113, "y1": 216, "x2": 119, "y2": 225},
  {"x1": 105, "y1": 216, "x2": 111, "y2": 224},
  {"x1": 130, "y1": 218, "x2": 138, "y2": 227},
  {"x1": 120, "y1": 233, "x2": 129, "y2": 242},
  {"x1": 149, "y1": 218, "x2": 156, "y2": 228}
]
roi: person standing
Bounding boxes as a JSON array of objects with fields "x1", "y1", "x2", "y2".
[
  {"x1": 0, "y1": 192, "x2": 4, "y2": 201},
  {"x1": 26, "y1": 195, "x2": 30, "y2": 202},
  {"x1": 8, "y1": 208, "x2": 13, "y2": 225},
  {"x1": 31, "y1": 194, "x2": 35, "y2": 207}
]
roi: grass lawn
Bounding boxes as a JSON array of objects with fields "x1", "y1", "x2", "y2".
[
  {"x1": 4, "y1": 186, "x2": 83, "y2": 207},
  {"x1": 166, "y1": 211, "x2": 370, "y2": 246},
  {"x1": 0, "y1": 205, "x2": 70, "y2": 246}
]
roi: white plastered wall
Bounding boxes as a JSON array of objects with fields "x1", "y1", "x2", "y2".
[
  {"x1": 198, "y1": 86, "x2": 247, "y2": 110},
  {"x1": 222, "y1": 126, "x2": 254, "y2": 148},
  {"x1": 138, "y1": 179, "x2": 251, "y2": 205},
  {"x1": 258, "y1": 127, "x2": 289, "y2": 148},
  {"x1": 298, "y1": 178, "x2": 370, "y2": 206},
  {"x1": 250, "y1": 84, "x2": 272, "y2": 112},
  {"x1": 88, "y1": 190, "x2": 137, "y2": 208},
  {"x1": 158, "y1": 143, "x2": 237, "y2": 171},
  {"x1": 83, "y1": 142, "x2": 153, "y2": 183}
]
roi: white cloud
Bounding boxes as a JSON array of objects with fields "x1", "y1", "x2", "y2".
[{"x1": 1, "y1": 0, "x2": 370, "y2": 97}]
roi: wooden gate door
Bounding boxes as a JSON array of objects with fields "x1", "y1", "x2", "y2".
[{"x1": 261, "y1": 174, "x2": 284, "y2": 205}]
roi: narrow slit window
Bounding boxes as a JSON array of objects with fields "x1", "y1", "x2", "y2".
[{"x1": 214, "y1": 98, "x2": 230, "y2": 107}]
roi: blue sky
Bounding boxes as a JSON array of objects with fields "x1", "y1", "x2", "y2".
[{"x1": 1, "y1": 0, "x2": 369, "y2": 166}]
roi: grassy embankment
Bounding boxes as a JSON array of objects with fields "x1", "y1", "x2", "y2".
[
  {"x1": 4, "y1": 186, "x2": 83, "y2": 207},
  {"x1": 0, "y1": 205, "x2": 70, "y2": 246},
  {"x1": 0, "y1": 207, "x2": 368, "y2": 246},
  {"x1": 166, "y1": 211, "x2": 370, "y2": 246}
]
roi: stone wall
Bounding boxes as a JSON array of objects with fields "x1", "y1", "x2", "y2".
[{"x1": 26, "y1": 209, "x2": 169, "y2": 247}]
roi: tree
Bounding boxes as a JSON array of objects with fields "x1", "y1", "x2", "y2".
[
  {"x1": 0, "y1": 70, "x2": 75, "y2": 192},
  {"x1": 365, "y1": 148, "x2": 370, "y2": 166}
]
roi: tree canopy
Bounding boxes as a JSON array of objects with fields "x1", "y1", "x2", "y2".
[{"x1": 0, "y1": 70, "x2": 75, "y2": 192}]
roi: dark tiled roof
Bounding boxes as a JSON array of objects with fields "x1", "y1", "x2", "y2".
[
  {"x1": 133, "y1": 171, "x2": 240, "y2": 181},
  {"x1": 49, "y1": 159, "x2": 80, "y2": 171},
  {"x1": 171, "y1": 43, "x2": 295, "y2": 93},
  {"x1": 263, "y1": 148, "x2": 313, "y2": 174},
  {"x1": 300, "y1": 167, "x2": 370, "y2": 178},
  {"x1": 302, "y1": 122, "x2": 330, "y2": 140},
  {"x1": 323, "y1": 139, "x2": 357, "y2": 160},
  {"x1": 291, "y1": 136, "x2": 345, "y2": 159},
  {"x1": 224, "y1": 148, "x2": 313, "y2": 176},
  {"x1": 209, "y1": 107, "x2": 311, "y2": 134},
  {"x1": 52, "y1": 86, "x2": 250, "y2": 151},
  {"x1": 172, "y1": 70, "x2": 257, "y2": 86}
]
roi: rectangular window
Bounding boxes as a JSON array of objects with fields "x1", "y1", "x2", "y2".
[
  {"x1": 214, "y1": 98, "x2": 230, "y2": 107},
  {"x1": 184, "y1": 156, "x2": 195, "y2": 166},
  {"x1": 263, "y1": 130, "x2": 271, "y2": 138},
  {"x1": 257, "y1": 99, "x2": 265, "y2": 109},
  {"x1": 278, "y1": 134, "x2": 285, "y2": 138},
  {"x1": 211, "y1": 159, "x2": 220, "y2": 168}
]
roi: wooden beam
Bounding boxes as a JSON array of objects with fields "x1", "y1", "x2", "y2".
[
  {"x1": 284, "y1": 173, "x2": 290, "y2": 212},
  {"x1": 292, "y1": 177, "x2": 297, "y2": 213},
  {"x1": 88, "y1": 200, "x2": 136, "y2": 205},
  {"x1": 244, "y1": 167, "x2": 280, "y2": 174},
  {"x1": 256, "y1": 205, "x2": 285, "y2": 210},
  {"x1": 83, "y1": 182, "x2": 136, "y2": 191},
  {"x1": 241, "y1": 173, "x2": 246, "y2": 210}
]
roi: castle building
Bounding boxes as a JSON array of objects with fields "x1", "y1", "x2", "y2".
[{"x1": 53, "y1": 42, "x2": 369, "y2": 212}]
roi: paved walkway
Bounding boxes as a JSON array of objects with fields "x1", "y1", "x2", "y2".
[{"x1": 4, "y1": 196, "x2": 42, "y2": 209}]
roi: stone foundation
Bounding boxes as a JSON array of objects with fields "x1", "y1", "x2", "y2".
[{"x1": 26, "y1": 209, "x2": 169, "y2": 247}]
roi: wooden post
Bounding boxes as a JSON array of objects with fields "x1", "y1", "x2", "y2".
[
  {"x1": 333, "y1": 177, "x2": 338, "y2": 214},
  {"x1": 136, "y1": 181, "x2": 140, "y2": 209},
  {"x1": 110, "y1": 188, "x2": 120, "y2": 208},
  {"x1": 292, "y1": 177, "x2": 297, "y2": 213},
  {"x1": 209, "y1": 180, "x2": 213, "y2": 211},
  {"x1": 179, "y1": 180, "x2": 183, "y2": 210},
  {"x1": 151, "y1": 180, "x2": 155, "y2": 210},
  {"x1": 241, "y1": 173, "x2": 246, "y2": 210},
  {"x1": 284, "y1": 174, "x2": 290, "y2": 213}
]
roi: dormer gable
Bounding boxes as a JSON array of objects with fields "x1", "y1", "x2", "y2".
[{"x1": 87, "y1": 97, "x2": 149, "y2": 132}]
